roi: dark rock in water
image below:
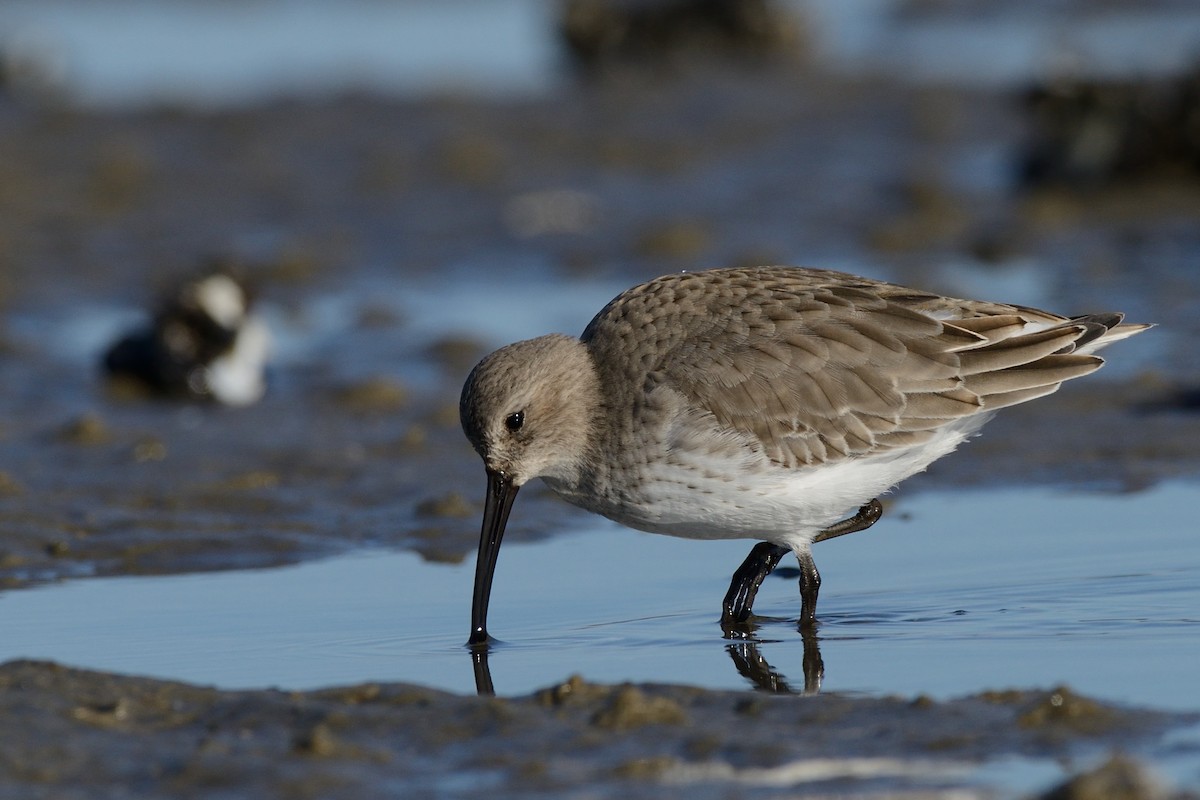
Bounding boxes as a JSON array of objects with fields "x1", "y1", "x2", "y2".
[
  {"x1": 559, "y1": 0, "x2": 803, "y2": 71},
  {"x1": 103, "y1": 268, "x2": 271, "y2": 406},
  {"x1": 1038, "y1": 754, "x2": 1168, "y2": 800},
  {"x1": 1018, "y1": 65, "x2": 1200, "y2": 188}
]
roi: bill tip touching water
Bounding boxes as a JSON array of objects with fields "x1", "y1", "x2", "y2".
[{"x1": 459, "y1": 265, "x2": 1152, "y2": 646}]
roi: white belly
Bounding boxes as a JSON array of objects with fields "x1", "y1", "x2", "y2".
[{"x1": 547, "y1": 415, "x2": 988, "y2": 550}]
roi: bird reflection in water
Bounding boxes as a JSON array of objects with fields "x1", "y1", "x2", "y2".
[
  {"x1": 722, "y1": 617, "x2": 824, "y2": 695},
  {"x1": 470, "y1": 647, "x2": 496, "y2": 696},
  {"x1": 468, "y1": 623, "x2": 823, "y2": 697}
]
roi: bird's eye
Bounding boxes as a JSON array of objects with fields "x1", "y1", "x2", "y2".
[{"x1": 504, "y1": 411, "x2": 525, "y2": 432}]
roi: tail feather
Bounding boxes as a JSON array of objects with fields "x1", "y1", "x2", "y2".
[
  {"x1": 978, "y1": 383, "x2": 1064, "y2": 410},
  {"x1": 955, "y1": 324, "x2": 1088, "y2": 375},
  {"x1": 964, "y1": 353, "x2": 1103, "y2": 397},
  {"x1": 1075, "y1": 320, "x2": 1153, "y2": 355},
  {"x1": 945, "y1": 310, "x2": 1150, "y2": 413}
]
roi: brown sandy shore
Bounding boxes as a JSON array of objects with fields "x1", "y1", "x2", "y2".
[{"x1": 1, "y1": 57, "x2": 1199, "y2": 797}]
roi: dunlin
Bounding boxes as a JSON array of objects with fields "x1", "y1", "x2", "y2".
[{"x1": 460, "y1": 266, "x2": 1150, "y2": 644}]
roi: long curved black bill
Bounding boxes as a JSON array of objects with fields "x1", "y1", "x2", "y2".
[{"x1": 468, "y1": 468, "x2": 519, "y2": 647}]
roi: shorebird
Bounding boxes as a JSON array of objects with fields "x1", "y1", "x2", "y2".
[
  {"x1": 459, "y1": 266, "x2": 1149, "y2": 644},
  {"x1": 104, "y1": 271, "x2": 271, "y2": 406}
]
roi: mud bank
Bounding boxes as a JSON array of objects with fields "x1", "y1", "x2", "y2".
[{"x1": 0, "y1": 660, "x2": 1193, "y2": 798}]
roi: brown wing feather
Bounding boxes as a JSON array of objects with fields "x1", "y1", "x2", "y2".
[{"x1": 581, "y1": 267, "x2": 1132, "y2": 470}]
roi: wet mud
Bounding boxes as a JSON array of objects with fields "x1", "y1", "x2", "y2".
[
  {"x1": 1, "y1": 26, "x2": 1199, "y2": 799},
  {"x1": 0, "y1": 660, "x2": 1194, "y2": 799}
]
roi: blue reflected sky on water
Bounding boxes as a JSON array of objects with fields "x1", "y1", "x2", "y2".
[
  {"x1": 0, "y1": 0, "x2": 555, "y2": 106},
  {"x1": 0, "y1": 482, "x2": 1196, "y2": 712},
  {"x1": 4, "y1": 1, "x2": 1200, "y2": 107}
]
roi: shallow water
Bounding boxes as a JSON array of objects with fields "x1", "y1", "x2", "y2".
[
  {"x1": 0, "y1": 0, "x2": 555, "y2": 106},
  {"x1": 5, "y1": 0, "x2": 1200, "y2": 107},
  {"x1": 2, "y1": 482, "x2": 1197, "y2": 713}
]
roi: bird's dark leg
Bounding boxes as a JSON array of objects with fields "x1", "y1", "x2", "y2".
[
  {"x1": 812, "y1": 499, "x2": 883, "y2": 544},
  {"x1": 797, "y1": 547, "x2": 821, "y2": 631},
  {"x1": 722, "y1": 500, "x2": 884, "y2": 629},
  {"x1": 799, "y1": 500, "x2": 883, "y2": 630},
  {"x1": 721, "y1": 542, "x2": 790, "y2": 627}
]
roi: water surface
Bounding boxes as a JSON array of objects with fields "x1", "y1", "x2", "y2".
[
  {"x1": 5, "y1": 0, "x2": 1200, "y2": 107},
  {"x1": 2, "y1": 482, "x2": 1196, "y2": 712}
]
